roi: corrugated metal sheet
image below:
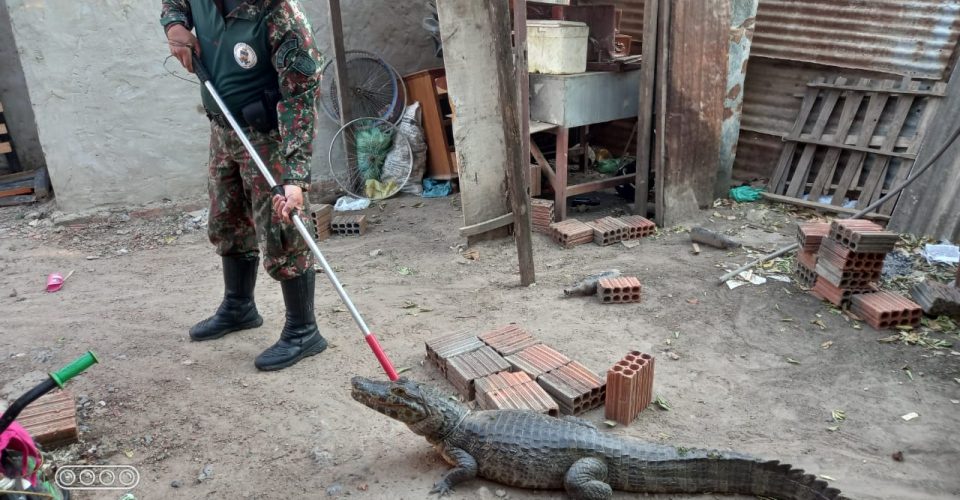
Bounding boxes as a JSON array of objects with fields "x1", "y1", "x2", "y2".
[{"x1": 752, "y1": 0, "x2": 960, "y2": 80}]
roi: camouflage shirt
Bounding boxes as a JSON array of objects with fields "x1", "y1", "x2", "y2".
[{"x1": 161, "y1": 0, "x2": 323, "y2": 190}]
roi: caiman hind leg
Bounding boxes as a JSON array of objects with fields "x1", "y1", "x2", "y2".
[
  {"x1": 430, "y1": 445, "x2": 478, "y2": 496},
  {"x1": 564, "y1": 457, "x2": 613, "y2": 500}
]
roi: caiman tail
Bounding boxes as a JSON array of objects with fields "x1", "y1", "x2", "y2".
[{"x1": 625, "y1": 449, "x2": 848, "y2": 500}]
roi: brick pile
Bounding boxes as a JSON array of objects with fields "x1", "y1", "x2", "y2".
[
  {"x1": 331, "y1": 214, "x2": 367, "y2": 236},
  {"x1": 597, "y1": 276, "x2": 642, "y2": 304},
  {"x1": 797, "y1": 222, "x2": 831, "y2": 252},
  {"x1": 309, "y1": 204, "x2": 333, "y2": 241},
  {"x1": 548, "y1": 216, "x2": 656, "y2": 248},
  {"x1": 619, "y1": 215, "x2": 657, "y2": 239},
  {"x1": 798, "y1": 219, "x2": 894, "y2": 307},
  {"x1": 425, "y1": 325, "x2": 606, "y2": 415},
  {"x1": 793, "y1": 248, "x2": 818, "y2": 289},
  {"x1": 531, "y1": 199, "x2": 555, "y2": 234},
  {"x1": 604, "y1": 352, "x2": 655, "y2": 425}
]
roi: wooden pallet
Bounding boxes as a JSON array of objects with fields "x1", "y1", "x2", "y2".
[
  {"x1": 769, "y1": 76, "x2": 944, "y2": 216},
  {"x1": 0, "y1": 101, "x2": 12, "y2": 155}
]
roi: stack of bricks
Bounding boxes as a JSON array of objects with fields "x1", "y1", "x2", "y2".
[
  {"x1": 587, "y1": 217, "x2": 629, "y2": 246},
  {"x1": 531, "y1": 199, "x2": 555, "y2": 234},
  {"x1": 331, "y1": 214, "x2": 367, "y2": 236},
  {"x1": 794, "y1": 222, "x2": 830, "y2": 288},
  {"x1": 550, "y1": 219, "x2": 594, "y2": 248},
  {"x1": 309, "y1": 204, "x2": 333, "y2": 241},
  {"x1": 597, "y1": 276, "x2": 642, "y2": 304},
  {"x1": 425, "y1": 325, "x2": 606, "y2": 415},
  {"x1": 850, "y1": 292, "x2": 922, "y2": 330},
  {"x1": 604, "y1": 352, "x2": 655, "y2": 425},
  {"x1": 807, "y1": 219, "x2": 895, "y2": 307}
]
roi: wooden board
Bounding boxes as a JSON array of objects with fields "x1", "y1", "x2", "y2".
[
  {"x1": 0, "y1": 123, "x2": 7, "y2": 135},
  {"x1": 634, "y1": 0, "x2": 658, "y2": 219},
  {"x1": 807, "y1": 78, "x2": 869, "y2": 200},
  {"x1": 770, "y1": 79, "x2": 821, "y2": 193},
  {"x1": 0, "y1": 142, "x2": 10, "y2": 154},
  {"x1": 784, "y1": 76, "x2": 846, "y2": 198},
  {"x1": 0, "y1": 186, "x2": 33, "y2": 198}
]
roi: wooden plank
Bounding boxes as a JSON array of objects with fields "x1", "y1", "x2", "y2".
[
  {"x1": 857, "y1": 80, "x2": 920, "y2": 209},
  {"x1": 437, "y1": 0, "x2": 517, "y2": 242},
  {"x1": 740, "y1": 125, "x2": 916, "y2": 150},
  {"x1": 807, "y1": 81, "x2": 946, "y2": 97},
  {"x1": 0, "y1": 142, "x2": 10, "y2": 154},
  {"x1": 761, "y1": 193, "x2": 889, "y2": 221},
  {"x1": 634, "y1": 0, "x2": 658, "y2": 220},
  {"x1": 657, "y1": 0, "x2": 729, "y2": 226},
  {"x1": 554, "y1": 127, "x2": 569, "y2": 221},
  {"x1": 652, "y1": 0, "x2": 669, "y2": 226},
  {"x1": 566, "y1": 174, "x2": 635, "y2": 197},
  {"x1": 831, "y1": 80, "x2": 897, "y2": 205},
  {"x1": 509, "y1": 0, "x2": 535, "y2": 286},
  {"x1": 0, "y1": 194, "x2": 35, "y2": 207},
  {"x1": 326, "y1": 0, "x2": 351, "y2": 125},
  {"x1": 0, "y1": 123, "x2": 7, "y2": 135},
  {"x1": 459, "y1": 212, "x2": 515, "y2": 237},
  {"x1": 808, "y1": 78, "x2": 869, "y2": 200},
  {"x1": 785, "y1": 77, "x2": 846, "y2": 198},
  {"x1": 770, "y1": 79, "x2": 822, "y2": 194},
  {"x1": 0, "y1": 186, "x2": 32, "y2": 198},
  {"x1": 786, "y1": 137, "x2": 916, "y2": 160},
  {"x1": 880, "y1": 86, "x2": 944, "y2": 215}
]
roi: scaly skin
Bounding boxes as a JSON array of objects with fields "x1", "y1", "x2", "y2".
[{"x1": 350, "y1": 377, "x2": 850, "y2": 500}]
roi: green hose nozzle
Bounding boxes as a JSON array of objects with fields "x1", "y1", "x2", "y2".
[{"x1": 50, "y1": 351, "x2": 99, "y2": 388}]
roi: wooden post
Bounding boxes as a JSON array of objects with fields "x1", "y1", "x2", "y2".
[
  {"x1": 326, "y1": 0, "x2": 352, "y2": 125},
  {"x1": 634, "y1": 0, "x2": 659, "y2": 219},
  {"x1": 512, "y1": 0, "x2": 536, "y2": 285},
  {"x1": 438, "y1": 0, "x2": 534, "y2": 285}
]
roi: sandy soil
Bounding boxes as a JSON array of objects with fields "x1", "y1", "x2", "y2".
[{"x1": 1, "y1": 195, "x2": 958, "y2": 500}]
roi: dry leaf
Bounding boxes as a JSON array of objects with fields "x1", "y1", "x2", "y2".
[{"x1": 821, "y1": 341, "x2": 834, "y2": 349}]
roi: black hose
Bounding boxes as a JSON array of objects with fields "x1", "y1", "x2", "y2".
[{"x1": 0, "y1": 378, "x2": 57, "y2": 436}]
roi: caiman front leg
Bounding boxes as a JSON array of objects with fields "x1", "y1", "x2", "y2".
[
  {"x1": 564, "y1": 457, "x2": 613, "y2": 500},
  {"x1": 430, "y1": 443, "x2": 478, "y2": 496}
]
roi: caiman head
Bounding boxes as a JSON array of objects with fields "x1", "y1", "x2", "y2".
[{"x1": 350, "y1": 376, "x2": 468, "y2": 441}]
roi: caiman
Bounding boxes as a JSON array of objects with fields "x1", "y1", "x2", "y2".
[{"x1": 351, "y1": 376, "x2": 848, "y2": 500}]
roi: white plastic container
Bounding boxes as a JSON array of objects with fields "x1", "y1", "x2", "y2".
[{"x1": 526, "y1": 20, "x2": 588, "y2": 75}]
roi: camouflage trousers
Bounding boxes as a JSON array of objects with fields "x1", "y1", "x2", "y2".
[{"x1": 206, "y1": 122, "x2": 314, "y2": 281}]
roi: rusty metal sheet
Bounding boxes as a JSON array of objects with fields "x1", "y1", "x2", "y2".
[{"x1": 751, "y1": 0, "x2": 960, "y2": 80}]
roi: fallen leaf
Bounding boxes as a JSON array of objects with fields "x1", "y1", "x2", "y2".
[
  {"x1": 832, "y1": 409, "x2": 846, "y2": 422},
  {"x1": 826, "y1": 425, "x2": 839, "y2": 432},
  {"x1": 331, "y1": 307, "x2": 347, "y2": 313},
  {"x1": 402, "y1": 301, "x2": 418, "y2": 309},
  {"x1": 123, "y1": 449, "x2": 134, "y2": 458},
  {"x1": 821, "y1": 341, "x2": 834, "y2": 349},
  {"x1": 786, "y1": 357, "x2": 801, "y2": 365},
  {"x1": 396, "y1": 367, "x2": 412, "y2": 375},
  {"x1": 852, "y1": 322, "x2": 863, "y2": 330},
  {"x1": 878, "y1": 335, "x2": 900, "y2": 343},
  {"x1": 654, "y1": 395, "x2": 672, "y2": 411},
  {"x1": 413, "y1": 202, "x2": 425, "y2": 208},
  {"x1": 811, "y1": 319, "x2": 827, "y2": 330},
  {"x1": 603, "y1": 420, "x2": 617, "y2": 428},
  {"x1": 667, "y1": 352, "x2": 680, "y2": 361},
  {"x1": 954, "y1": 378, "x2": 960, "y2": 385},
  {"x1": 463, "y1": 250, "x2": 480, "y2": 261},
  {"x1": 397, "y1": 266, "x2": 414, "y2": 276}
]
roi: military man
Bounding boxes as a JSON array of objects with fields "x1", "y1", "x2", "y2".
[{"x1": 161, "y1": 0, "x2": 327, "y2": 371}]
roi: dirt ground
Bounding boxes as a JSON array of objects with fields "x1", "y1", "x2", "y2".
[{"x1": 1, "y1": 193, "x2": 958, "y2": 500}]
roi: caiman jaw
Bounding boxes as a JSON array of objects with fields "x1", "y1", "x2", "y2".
[{"x1": 350, "y1": 376, "x2": 429, "y2": 425}]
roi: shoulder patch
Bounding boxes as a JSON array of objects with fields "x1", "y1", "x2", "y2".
[
  {"x1": 290, "y1": 53, "x2": 317, "y2": 76},
  {"x1": 274, "y1": 37, "x2": 300, "y2": 69}
]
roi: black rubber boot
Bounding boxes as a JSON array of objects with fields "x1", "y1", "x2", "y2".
[
  {"x1": 189, "y1": 256, "x2": 264, "y2": 341},
  {"x1": 254, "y1": 271, "x2": 327, "y2": 371}
]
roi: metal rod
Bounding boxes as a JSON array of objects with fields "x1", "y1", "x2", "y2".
[{"x1": 200, "y1": 80, "x2": 398, "y2": 381}]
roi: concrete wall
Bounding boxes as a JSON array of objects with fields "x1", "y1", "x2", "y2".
[
  {"x1": 4, "y1": 0, "x2": 438, "y2": 211},
  {"x1": 0, "y1": 0, "x2": 45, "y2": 173}
]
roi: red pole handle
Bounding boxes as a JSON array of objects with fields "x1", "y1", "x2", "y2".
[{"x1": 365, "y1": 333, "x2": 399, "y2": 381}]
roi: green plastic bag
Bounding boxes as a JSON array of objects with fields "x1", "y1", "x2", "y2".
[{"x1": 729, "y1": 185, "x2": 765, "y2": 202}]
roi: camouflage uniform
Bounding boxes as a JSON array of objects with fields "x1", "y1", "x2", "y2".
[{"x1": 161, "y1": 0, "x2": 323, "y2": 281}]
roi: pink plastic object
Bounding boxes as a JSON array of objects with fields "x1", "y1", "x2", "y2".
[
  {"x1": 0, "y1": 421, "x2": 41, "y2": 486},
  {"x1": 46, "y1": 273, "x2": 65, "y2": 293}
]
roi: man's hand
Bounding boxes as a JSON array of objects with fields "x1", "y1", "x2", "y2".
[
  {"x1": 272, "y1": 185, "x2": 304, "y2": 224},
  {"x1": 167, "y1": 24, "x2": 200, "y2": 73}
]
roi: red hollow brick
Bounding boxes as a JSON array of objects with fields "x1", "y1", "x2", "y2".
[
  {"x1": 531, "y1": 199, "x2": 556, "y2": 235},
  {"x1": 850, "y1": 292, "x2": 922, "y2": 330},
  {"x1": 619, "y1": 215, "x2": 657, "y2": 240},
  {"x1": 474, "y1": 371, "x2": 531, "y2": 395},
  {"x1": 505, "y1": 344, "x2": 571, "y2": 379},
  {"x1": 425, "y1": 332, "x2": 485, "y2": 376},
  {"x1": 478, "y1": 324, "x2": 541, "y2": 356},
  {"x1": 587, "y1": 217, "x2": 629, "y2": 246},
  {"x1": 604, "y1": 351, "x2": 655, "y2": 425},
  {"x1": 309, "y1": 204, "x2": 334, "y2": 242},
  {"x1": 17, "y1": 390, "x2": 78, "y2": 449},
  {"x1": 537, "y1": 360, "x2": 606, "y2": 415},
  {"x1": 797, "y1": 222, "x2": 831, "y2": 252},
  {"x1": 550, "y1": 219, "x2": 594, "y2": 248},
  {"x1": 817, "y1": 239, "x2": 887, "y2": 272},
  {"x1": 810, "y1": 279, "x2": 874, "y2": 307},
  {"x1": 829, "y1": 219, "x2": 899, "y2": 253},
  {"x1": 597, "y1": 277, "x2": 642, "y2": 304},
  {"x1": 331, "y1": 214, "x2": 367, "y2": 236},
  {"x1": 446, "y1": 346, "x2": 512, "y2": 401},
  {"x1": 793, "y1": 258, "x2": 818, "y2": 289},
  {"x1": 478, "y1": 377, "x2": 560, "y2": 417}
]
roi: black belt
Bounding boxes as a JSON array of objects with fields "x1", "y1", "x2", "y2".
[{"x1": 208, "y1": 111, "x2": 249, "y2": 130}]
